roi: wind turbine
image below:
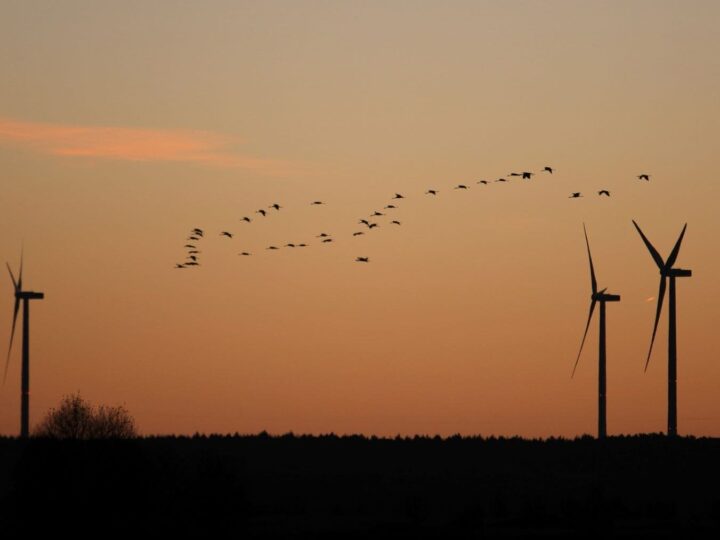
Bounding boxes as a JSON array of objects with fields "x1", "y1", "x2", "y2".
[
  {"x1": 572, "y1": 225, "x2": 620, "y2": 439},
  {"x1": 4, "y1": 251, "x2": 44, "y2": 439},
  {"x1": 632, "y1": 220, "x2": 691, "y2": 437}
]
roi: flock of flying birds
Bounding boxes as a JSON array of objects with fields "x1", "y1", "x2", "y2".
[{"x1": 174, "y1": 168, "x2": 653, "y2": 268}]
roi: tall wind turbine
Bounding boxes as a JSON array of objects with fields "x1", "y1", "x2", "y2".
[
  {"x1": 572, "y1": 225, "x2": 620, "y2": 439},
  {"x1": 4, "y1": 252, "x2": 44, "y2": 439},
  {"x1": 632, "y1": 221, "x2": 691, "y2": 437}
]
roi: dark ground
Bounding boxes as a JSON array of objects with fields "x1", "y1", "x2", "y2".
[{"x1": 0, "y1": 434, "x2": 718, "y2": 537}]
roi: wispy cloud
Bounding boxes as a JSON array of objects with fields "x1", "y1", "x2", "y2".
[{"x1": 0, "y1": 117, "x2": 293, "y2": 174}]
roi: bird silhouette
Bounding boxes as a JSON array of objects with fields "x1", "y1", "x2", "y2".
[
  {"x1": 372, "y1": 211, "x2": 385, "y2": 217},
  {"x1": 256, "y1": 209, "x2": 267, "y2": 217},
  {"x1": 356, "y1": 257, "x2": 369, "y2": 263},
  {"x1": 509, "y1": 173, "x2": 523, "y2": 177},
  {"x1": 241, "y1": 217, "x2": 251, "y2": 223},
  {"x1": 426, "y1": 189, "x2": 438, "y2": 195},
  {"x1": 543, "y1": 166, "x2": 554, "y2": 174},
  {"x1": 184, "y1": 244, "x2": 196, "y2": 249},
  {"x1": 638, "y1": 174, "x2": 650, "y2": 181},
  {"x1": 368, "y1": 223, "x2": 379, "y2": 229},
  {"x1": 455, "y1": 184, "x2": 468, "y2": 189},
  {"x1": 598, "y1": 190, "x2": 611, "y2": 197},
  {"x1": 185, "y1": 261, "x2": 200, "y2": 266},
  {"x1": 391, "y1": 220, "x2": 401, "y2": 225},
  {"x1": 188, "y1": 236, "x2": 200, "y2": 241},
  {"x1": 187, "y1": 250, "x2": 200, "y2": 254},
  {"x1": 175, "y1": 264, "x2": 186, "y2": 269},
  {"x1": 285, "y1": 243, "x2": 296, "y2": 248},
  {"x1": 239, "y1": 252, "x2": 251, "y2": 256},
  {"x1": 317, "y1": 233, "x2": 331, "y2": 238},
  {"x1": 477, "y1": 180, "x2": 488, "y2": 185},
  {"x1": 187, "y1": 255, "x2": 198, "y2": 261},
  {"x1": 359, "y1": 219, "x2": 370, "y2": 226},
  {"x1": 192, "y1": 228, "x2": 204, "y2": 236},
  {"x1": 353, "y1": 232, "x2": 364, "y2": 236},
  {"x1": 384, "y1": 205, "x2": 397, "y2": 209},
  {"x1": 220, "y1": 231, "x2": 233, "y2": 238},
  {"x1": 311, "y1": 201, "x2": 324, "y2": 205},
  {"x1": 569, "y1": 192, "x2": 583, "y2": 198},
  {"x1": 298, "y1": 243, "x2": 307, "y2": 247},
  {"x1": 270, "y1": 203, "x2": 282, "y2": 210},
  {"x1": 393, "y1": 193, "x2": 405, "y2": 199},
  {"x1": 522, "y1": 172, "x2": 534, "y2": 180},
  {"x1": 322, "y1": 238, "x2": 333, "y2": 243},
  {"x1": 495, "y1": 178, "x2": 507, "y2": 183},
  {"x1": 267, "y1": 246, "x2": 279, "y2": 250}
]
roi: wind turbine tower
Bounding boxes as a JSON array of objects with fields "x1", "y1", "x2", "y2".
[
  {"x1": 5, "y1": 253, "x2": 44, "y2": 439},
  {"x1": 632, "y1": 221, "x2": 691, "y2": 437},
  {"x1": 573, "y1": 225, "x2": 621, "y2": 439}
]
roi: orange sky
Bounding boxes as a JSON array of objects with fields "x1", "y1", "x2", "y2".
[{"x1": 1, "y1": 1, "x2": 719, "y2": 437}]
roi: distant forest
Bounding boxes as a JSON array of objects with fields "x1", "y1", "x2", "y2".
[{"x1": 1, "y1": 434, "x2": 718, "y2": 536}]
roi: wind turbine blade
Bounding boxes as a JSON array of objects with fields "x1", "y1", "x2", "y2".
[
  {"x1": 632, "y1": 220, "x2": 664, "y2": 269},
  {"x1": 583, "y1": 224, "x2": 597, "y2": 294},
  {"x1": 665, "y1": 223, "x2": 687, "y2": 268},
  {"x1": 17, "y1": 247, "x2": 23, "y2": 291},
  {"x1": 6, "y1": 263, "x2": 17, "y2": 290},
  {"x1": 572, "y1": 298, "x2": 597, "y2": 377},
  {"x1": 3, "y1": 297, "x2": 20, "y2": 385},
  {"x1": 645, "y1": 277, "x2": 667, "y2": 371}
]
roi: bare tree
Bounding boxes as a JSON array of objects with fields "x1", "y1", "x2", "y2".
[{"x1": 34, "y1": 393, "x2": 137, "y2": 439}]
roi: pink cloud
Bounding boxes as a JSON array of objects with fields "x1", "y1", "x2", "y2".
[{"x1": 0, "y1": 118, "x2": 292, "y2": 174}]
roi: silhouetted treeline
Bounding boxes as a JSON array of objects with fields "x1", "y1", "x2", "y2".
[{"x1": 1, "y1": 433, "x2": 719, "y2": 536}]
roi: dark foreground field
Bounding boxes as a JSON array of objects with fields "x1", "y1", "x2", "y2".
[{"x1": 1, "y1": 434, "x2": 719, "y2": 537}]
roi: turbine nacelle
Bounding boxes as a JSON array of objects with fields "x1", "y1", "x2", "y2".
[
  {"x1": 17, "y1": 291, "x2": 44, "y2": 300},
  {"x1": 665, "y1": 268, "x2": 692, "y2": 278}
]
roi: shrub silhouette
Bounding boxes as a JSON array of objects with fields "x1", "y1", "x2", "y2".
[{"x1": 34, "y1": 393, "x2": 137, "y2": 439}]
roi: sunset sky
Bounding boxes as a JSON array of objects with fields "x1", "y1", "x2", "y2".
[{"x1": 1, "y1": 1, "x2": 719, "y2": 437}]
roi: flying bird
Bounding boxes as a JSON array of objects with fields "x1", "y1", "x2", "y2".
[
  {"x1": 393, "y1": 193, "x2": 405, "y2": 199},
  {"x1": 359, "y1": 219, "x2": 370, "y2": 226},
  {"x1": 267, "y1": 246, "x2": 279, "y2": 250},
  {"x1": 353, "y1": 232, "x2": 364, "y2": 236},
  {"x1": 569, "y1": 192, "x2": 583, "y2": 198},
  {"x1": 426, "y1": 189, "x2": 438, "y2": 195},
  {"x1": 372, "y1": 211, "x2": 385, "y2": 217},
  {"x1": 185, "y1": 262, "x2": 200, "y2": 266},
  {"x1": 270, "y1": 203, "x2": 282, "y2": 210},
  {"x1": 356, "y1": 257, "x2": 369, "y2": 263},
  {"x1": 317, "y1": 233, "x2": 331, "y2": 238},
  {"x1": 187, "y1": 255, "x2": 198, "y2": 261},
  {"x1": 496, "y1": 178, "x2": 507, "y2": 183},
  {"x1": 298, "y1": 244, "x2": 307, "y2": 247},
  {"x1": 256, "y1": 209, "x2": 267, "y2": 217},
  {"x1": 285, "y1": 243, "x2": 296, "y2": 248},
  {"x1": 187, "y1": 250, "x2": 200, "y2": 254},
  {"x1": 192, "y1": 228, "x2": 204, "y2": 236},
  {"x1": 455, "y1": 184, "x2": 468, "y2": 189},
  {"x1": 322, "y1": 238, "x2": 333, "y2": 243},
  {"x1": 543, "y1": 166, "x2": 554, "y2": 174},
  {"x1": 368, "y1": 223, "x2": 379, "y2": 229},
  {"x1": 598, "y1": 190, "x2": 611, "y2": 197},
  {"x1": 239, "y1": 252, "x2": 251, "y2": 256},
  {"x1": 477, "y1": 180, "x2": 488, "y2": 185},
  {"x1": 391, "y1": 220, "x2": 401, "y2": 225},
  {"x1": 384, "y1": 205, "x2": 397, "y2": 209},
  {"x1": 508, "y1": 173, "x2": 523, "y2": 177},
  {"x1": 184, "y1": 244, "x2": 196, "y2": 249},
  {"x1": 174, "y1": 264, "x2": 186, "y2": 269},
  {"x1": 241, "y1": 217, "x2": 251, "y2": 223},
  {"x1": 637, "y1": 174, "x2": 650, "y2": 181},
  {"x1": 220, "y1": 231, "x2": 233, "y2": 238},
  {"x1": 187, "y1": 236, "x2": 200, "y2": 241},
  {"x1": 522, "y1": 172, "x2": 534, "y2": 180},
  {"x1": 311, "y1": 201, "x2": 324, "y2": 205}
]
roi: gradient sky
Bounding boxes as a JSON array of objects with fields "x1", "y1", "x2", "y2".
[{"x1": 1, "y1": 1, "x2": 719, "y2": 437}]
